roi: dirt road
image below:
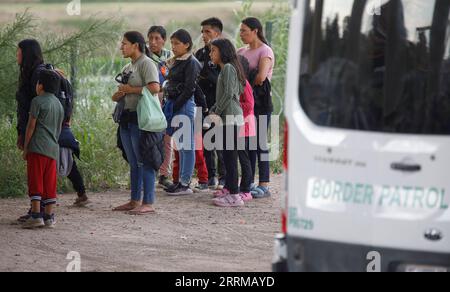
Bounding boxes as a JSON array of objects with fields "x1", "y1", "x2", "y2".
[{"x1": 0, "y1": 175, "x2": 282, "y2": 272}]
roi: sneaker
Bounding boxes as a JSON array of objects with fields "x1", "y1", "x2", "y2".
[
  {"x1": 18, "y1": 207, "x2": 44, "y2": 223},
  {"x1": 240, "y1": 192, "x2": 253, "y2": 202},
  {"x1": 74, "y1": 194, "x2": 90, "y2": 207},
  {"x1": 158, "y1": 176, "x2": 173, "y2": 189},
  {"x1": 217, "y1": 178, "x2": 226, "y2": 190},
  {"x1": 164, "y1": 182, "x2": 180, "y2": 193},
  {"x1": 213, "y1": 194, "x2": 245, "y2": 207},
  {"x1": 17, "y1": 211, "x2": 31, "y2": 223},
  {"x1": 251, "y1": 186, "x2": 272, "y2": 199},
  {"x1": 208, "y1": 177, "x2": 218, "y2": 189},
  {"x1": 22, "y1": 216, "x2": 45, "y2": 229},
  {"x1": 214, "y1": 188, "x2": 230, "y2": 198},
  {"x1": 166, "y1": 184, "x2": 194, "y2": 196},
  {"x1": 195, "y1": 183, "x2": 210, "y2": 192},
  {"x1": 44, "y1": 214, "x2": 56, "y2": 229}
]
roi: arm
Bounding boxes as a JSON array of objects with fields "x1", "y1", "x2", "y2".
[
  {"x1": 118, "y1": 83, "x2": 160, "y2": 96},
  {"x1": 23, "y1": 116, "x2": 37, "y2": 160},
  {"x1": 173, "y1": 59, "x2": 201, "y2": 113},
  {"x1": 211, "y1": 65, "x2": 236, "y2": 116},
  {"x1": 254, "y1": 57, "x2": 272, "y2": 86}
]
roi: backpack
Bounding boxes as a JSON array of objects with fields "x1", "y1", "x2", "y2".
[
  {"x1": 44, "y1": 64, "x2": 75, "y2": 123},
  {"x1": 149, "y1": 53, "x2": 170, "y2": 85}
]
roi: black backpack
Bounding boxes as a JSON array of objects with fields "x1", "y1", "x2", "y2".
[{"x1": 44, "y1": 64, "x2": 75, "y2": 123}]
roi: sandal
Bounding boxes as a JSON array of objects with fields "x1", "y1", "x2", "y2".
[
  {"x1": 113, "y1": 202, "x2": 138, "y2": 212},
  {"x1": 128, "y1": 206, "x2": 156, "y2": 216}
]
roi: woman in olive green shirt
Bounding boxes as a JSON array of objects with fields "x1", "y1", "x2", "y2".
[
  {"x1": 209, "y1": 38, "x2": 248, "y2": 208},
  {"x1": 112, "y1": 31, "x2": 160, "y2": 215}
]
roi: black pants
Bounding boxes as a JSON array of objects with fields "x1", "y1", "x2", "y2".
[
  {"x1": 249, "y1": 114, "x2": 271, "y2": 184},
  {"x1": 222, "y1": 125, "x2": 239, "y2": 195},
  {"x1": 204, "y1": 125, "x2": 226, "y2": 180},
  {"x1": 67, "y1": 159, "x2": 86, "y2": 197},
  {"x1": 238, "y1": 137, "x2": 253, "y2": 193}
]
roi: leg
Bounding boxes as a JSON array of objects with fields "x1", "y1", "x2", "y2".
[
  {"x1": 42, "y1": 157, "x2": 57, "y2": 227},
  {"x1": 159, "y1": 134, "x2": 173, "y2": 178},
  {"x1": 27, "y1": 153, "x2": 44, "y2": 216},
  {"x1": 222, "y1": 126, "x2": 239, "y2": 195},
  {"x1": 178, "y1": 99, "x2": 196, "y2": 187},
  {"x1": 113, "y1": 124, "x2": 141, "y2": 211},
  {"x1": 195, "y1": 133, "x2": 209, "y2": 184},
  {"x1": 22, "y1": 153, "x2": 46, "y2": 229},
  {"x1": 172, "y1": 150, "x2": 180, "y2": 184},
  {"x1": 204, "y1": 126, "x2": 217, "y2": 181},
  {"x1": 238, "y1": 147, "x2": 252, "y2": 193},
  {"x1": 213, "y1": 125, "x2": 244, "y2": 207},
  {"x1": 257, "y1": 114, "x2": 271, "y2": 185}
]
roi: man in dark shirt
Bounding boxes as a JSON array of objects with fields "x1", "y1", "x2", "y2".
[{"x1": 195, "y1": 17, "x2": 227, "y2": 189}]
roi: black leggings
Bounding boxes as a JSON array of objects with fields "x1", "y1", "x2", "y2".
[
  {"x1": 222, "y1": 126, "x2": 253, "y2": 194},
  {"x1": 67, "y1": 160, "x2": 86, "y2": 196}
]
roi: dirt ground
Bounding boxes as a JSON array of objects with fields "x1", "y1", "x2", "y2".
[{"x1": 0, "y1": 175, "x2": 282, "y2": 272}]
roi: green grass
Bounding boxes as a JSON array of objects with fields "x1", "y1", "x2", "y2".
[{"x1": 0, "y1": 0, "x2": 289, "y2": 198}]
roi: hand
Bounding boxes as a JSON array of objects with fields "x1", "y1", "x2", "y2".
[
  {"x1": 22, "y1": 150, "x2": 27, "y2": 161},
  {"x1": 118, "y1": 84, "x2": 133, "y2": 94},
  {"x1": 112, "y1": 91, "x2": 126, "y2": 102},
  {"x1": 17, "y1": 135, "x2": 24, "y2": 151},
  {"x1": 208, "y1": 113, "x2": 222, "y2": 126}
]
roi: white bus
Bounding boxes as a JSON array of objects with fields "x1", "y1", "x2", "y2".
[{"x1": 274, "y1": 0, "x2": 450, "y2": 272}]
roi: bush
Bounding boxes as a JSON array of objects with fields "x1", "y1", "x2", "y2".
[{"x1": 0, "y1": 11, "x2": 126, "y2": 198}]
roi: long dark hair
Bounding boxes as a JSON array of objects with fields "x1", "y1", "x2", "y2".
[
  {"x1": 18, "y1": 39, "x2": 44, "y2": 88},
  {"x1": 242, "y1": 17, "x2": 269, "y2": 46},
  {"x1": 170, "y1": 29, "x2": 193, "y2": 52},
  {"x1": 124, "y1": 31, "x2": 150, "y2": 57},
  {"x1": 211, "y1": 39, "x2": 246, "y2": 89}
]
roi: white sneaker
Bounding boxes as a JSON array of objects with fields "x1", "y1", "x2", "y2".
[
  {"x1": 22, "y1": 217, "x2": 45, "y2": 229},
  {"x1": 44, "y1": 215, "x2": 56, "y2": 229}
]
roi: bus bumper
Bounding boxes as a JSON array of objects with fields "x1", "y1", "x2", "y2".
[{"x1": 273, "y1": 235, "x2": 450, "y2": 272}]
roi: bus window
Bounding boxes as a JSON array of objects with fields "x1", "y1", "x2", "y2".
[{"x1": 299, "y1": 0, "x2": 450, "y2": 135}]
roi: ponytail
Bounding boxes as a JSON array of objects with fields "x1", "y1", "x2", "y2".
[{"x1": 124, "y1": 31, "x2": 150, "y2": 56}]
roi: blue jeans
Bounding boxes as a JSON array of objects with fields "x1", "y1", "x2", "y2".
[
  {"x1": 173, "y1": 98, "x2": 196, "y2": 186},
  {"x1": 120, "y1": 122, "x2": 156, "y2": 205}
]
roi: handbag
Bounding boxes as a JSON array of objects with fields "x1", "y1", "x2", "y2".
[{"x1": 137, "y1": 87, "x2": 168, "y2": 132}]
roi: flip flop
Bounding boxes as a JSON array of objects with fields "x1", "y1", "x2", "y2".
[
  {"x1": 112, "y1": 203, "x2": 135, "y2": 212},
  {"x1": 128, "y1": 208, "x2": 156, "y2": 215}
]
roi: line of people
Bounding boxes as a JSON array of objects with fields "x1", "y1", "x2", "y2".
[
  {"x1": 111, "y1": 17, "x2": 275, "y2": 212},
  {"x1": 15, "y1": 16, "x2": 275, "y2": 228}
]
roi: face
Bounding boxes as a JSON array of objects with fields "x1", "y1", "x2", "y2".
[
  {"x1": 201, "y1": 25, "x2": 220, "y2": 45},
  {"x1": 148, "y1": 32, "x2": 165, "y2": 55},
  {"x1": 171, "y1": 38, "x2": 190, "y2": 57},
  {"x1": 35, "y1": 82, "x2": 44, "y2": 95},
  {"x1": 120, "y1": 38, "x2": 138, "y2": 58},
  {"x1": 17, "y1": 47, "x2": 23, "y2": 65},
  {"x1": 209, "y1": 45, "x2": 221, "y2": 65},
  {"x1": 239, "y1": 23, "x2": 257, "y2": 45}
]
